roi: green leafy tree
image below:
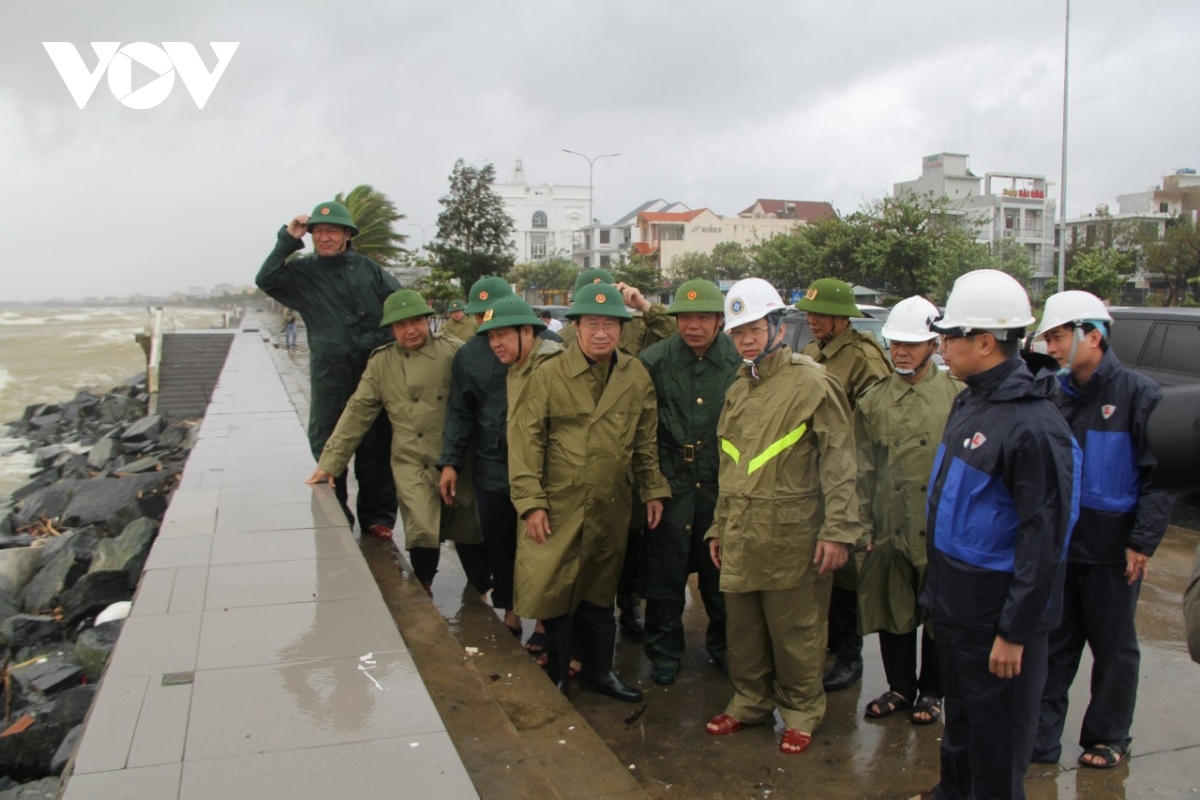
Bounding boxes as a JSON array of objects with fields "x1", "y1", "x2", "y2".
[
  {"x1": 513, "y1": 256, "x2": 579, "y2": 304},
  {"x1": 666, "y1": 251, "x2": 719, "y2": 289},
  {"x1": 413, "y1": 253, "x2": 462, "y2": 314},
  {"x1": 430, "y1": 159, "x2": 515, "y2": 289},
  {"x1": 334, "y1": 185, "x2": 408, "y2": 268},
  {"x1": 612, "y1": 251, "x2": 661, "y2": 293},
  {"x1": 1140, "y1": 217, "x2": 1200, "y2": 305},
  {"x1": 710, "y1": 242, "x2": 751, "y2": 281},
  {"x1": 749, "y1": 232, "x2": 818, "y2": 299},
  {"x1": 990, "y1": 237, "x2": 1034, "y2": 291},
  {"x1": 1066, "y1": 248, "x2": 1131, "y2": 303}
]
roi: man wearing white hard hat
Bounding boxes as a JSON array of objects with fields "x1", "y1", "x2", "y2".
[
  {"x1": 1031, "y1": 291, "x2": 1173, "y2": 770},
  {"x1": 703, "y1": 278, "x2": 859, "y2": 755},
  {"x1": 856, "y1": 297, "x2": 962, "y2": 726},
  {"x1": 915, "y1": 270, "x2": 1080, "y2": 800}
]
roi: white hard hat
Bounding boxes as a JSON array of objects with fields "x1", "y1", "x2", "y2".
[
  {"x1": 1034, "y1": 290, "x2": 1113, "y2": 340},
  {"x1": 724, "y1": 278, "x2": 787, "y2": 332},
  {"x1": 932, "y1": 269, "x2": 1035, "y2": 338},
  {"x1": 881, "y1": 296, "x2": 940, "y2": 343}
]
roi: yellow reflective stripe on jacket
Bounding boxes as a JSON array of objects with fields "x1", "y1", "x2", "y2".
[{"x1": 724, "y1": 422, "x2": 809, "y2": 476}]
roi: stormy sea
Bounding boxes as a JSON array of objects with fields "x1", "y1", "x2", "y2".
[{"x1": 0, "y1": 306, "x2": 225, "y2": 507}]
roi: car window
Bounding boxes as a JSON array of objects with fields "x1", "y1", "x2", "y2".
[
  {"x1": 1108, "y1": 318, "x2": 1154, "y2": 365},
  {"x1": 1158, "y1": 322, "x2": 1200, "y2": 376},
  {"x1": 1140, "y1": 323, "x2": 1167, "y2": 370}
]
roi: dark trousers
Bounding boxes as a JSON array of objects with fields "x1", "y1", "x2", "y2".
[
  {"x1": 829, "y1": 586, "x2": 863, "y2": 664},
  {"x1": 307, "y1": 354, "x2": 397, "y2": 530},
  {"x1": 544, "y1": 600, "x2": 614, "y2": 638},
  {"x1": 408, "y1": 543, "x2": 490, "y2": 593},
  {"x1": 935, "y1": 622, "x2": 1048, "y2": 800},
  {"x1": 618, "y1": 526, "x2": 644, "y2": 602},
  {"x1": 475, "y1": 486, "x2": 518, "y2": 610},
  {"x1": 1034, "y1": 563, "x2": 1141, "y2": 761},
  {"x1": 879, "y1": 625, "x2": 941, "y2": 700}
]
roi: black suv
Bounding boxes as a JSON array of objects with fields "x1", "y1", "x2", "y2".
[{"x1": 1107, "y1": 307, "x2": 1200, "y2": 386}]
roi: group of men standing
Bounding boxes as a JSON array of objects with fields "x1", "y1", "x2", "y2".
[{"x1": 258, "y1": 201, "x2": 1171, "y2": 800}]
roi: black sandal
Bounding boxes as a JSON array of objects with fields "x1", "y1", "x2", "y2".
[
  {"x1": 865, "y1": 691, "x2": 912, "y2": 719},
  {"x1": 524, "y1": 630, "x2": 547, "y2": 655},
  {"x1": 910, "y1": 694, "x2": 942, "y2": 725},
  {"x1": 1079, "y1": 743, "x2": 1128, "y2": 769}
]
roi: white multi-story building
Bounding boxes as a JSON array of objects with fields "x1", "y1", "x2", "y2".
[
  {"x1": 494, "y1": 160, "x2": 589, "y2": 264},
  {"x1": 571, "y1": 199, "x2": 692, "y2": 270},
  {"x1": 894, "y1": 153, "x2": 1057, "y2": 294}
]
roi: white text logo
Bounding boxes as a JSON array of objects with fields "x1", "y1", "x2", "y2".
[{"x1": 42, "y1": 42, "x2": 239, "y2": 109}]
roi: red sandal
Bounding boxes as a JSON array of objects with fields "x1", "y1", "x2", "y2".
[
  {"x1": 780, "y1": 729, "x2": 812, "y2": 754},
  {"x1": 706, "y1": 714, "x2": 746, "y2": 736}
]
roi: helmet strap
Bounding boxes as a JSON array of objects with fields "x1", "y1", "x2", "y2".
[
  {"x1": 754, "y1": 312, "x2": 785, "y2": 367},
  {"x1": 1057, "y1": 325, "x2": 1085, "y2": 377}
]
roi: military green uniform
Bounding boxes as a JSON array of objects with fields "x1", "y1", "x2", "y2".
[
  {"x1": 855, "y1": 367, "x2": 962, "y2": 634},
  {"x1": 317, "y1": 333, "x2": 480, "y2": 551},
  {"x1": 440, "y1": 315, "x2": 477, "y2": 342},
  {"x1": 507, "y1": 343, "x2": 672, "y2": 620},
  {"x1": 256, "y1": 221, "x2": 400, "y2": 530},
  {"x1": 800, "y1": 325, "x2": 892, "y2": 410},
  {"x1": 639, "y1": 331, "x2": 740, "y2": 671},
  {"x1": 708, "y1": 347, "x2": 859, "y2": 733}
]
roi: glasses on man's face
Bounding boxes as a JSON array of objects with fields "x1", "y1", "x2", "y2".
[
  {"x1": 578, "y1": 318, "x2": 621, "y2": 333},
  {"x1": 730, "y1": 325, "x2": 769, "y2": 342}
]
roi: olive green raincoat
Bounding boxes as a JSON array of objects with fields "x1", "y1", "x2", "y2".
[
  {"x1": 317, "y1": 333, "x2": 481, "y2": 550},
  {"x1": 708, "y1": 348, "x2": 860, "y2": 592},
  {"x1": 855, "y1": 367, "x2": 962, "y2": 634},
  {"x1": 507, "y1": 345, "x2": 672, "y2": 619},
  {"x1": 801, "y1": 325, "x2": 892, "y2": 410},
  {"x1": 440, "y1": 315, "x2": 477, "y2": 342}
]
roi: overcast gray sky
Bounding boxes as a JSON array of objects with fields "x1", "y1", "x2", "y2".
[{"x1": 2, "y1": 0, "x2": 1196, "y2": 301}]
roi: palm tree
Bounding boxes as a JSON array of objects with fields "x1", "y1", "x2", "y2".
[{"x1": 334, "y1": 185, "x2": 408, "y2": 267}]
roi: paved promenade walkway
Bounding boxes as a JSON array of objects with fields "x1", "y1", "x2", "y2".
[{"x1": 61, "y1": 318, "x2": 476, "y2": 799}]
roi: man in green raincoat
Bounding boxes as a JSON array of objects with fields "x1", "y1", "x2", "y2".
[
  {"x1": 855, "y1": 296, "x2": 961, "y2": 725},
  {"x1": 704, "y1": 278, "x2": 858, "y2": 755},
  {"x1": 257, "y1": 201, "x2": 399, "y2": 538},
  {"x1": 440, "y1": 298, "x2": 477, "y2": 341},
  {"x1": 560, "y1": 267, "x2": 675, "y2": 638},
  {"x1": 508, "y1": 282, "x2": 672, "y2": 702},
  {"x1": 639, "y1": 279, "x2": 740, "y2": 685},
  {"x1": 796, "y1": 277, "x2": 893, "y2": 693},
  {"x1": 307, "y1": 289, "x2": 483, "y2": 594}
]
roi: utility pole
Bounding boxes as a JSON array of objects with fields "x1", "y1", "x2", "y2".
[
  {"x1": 1057, "y1": 0, "x2": 1071, "y2": 293},
  {"x1": 562, "y1": 149, "x2": 621, "y2": 245},
  {"x1": 406, "y1": 223, "x2": 436, "y2": 250}
]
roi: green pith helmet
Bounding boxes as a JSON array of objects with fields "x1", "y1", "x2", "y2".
[
  {"x1": 465, "y1": 276, "x2": 515, "y2": 314},
  {"x1": 379, "y1": 289, "x2": 434, "y2": 326},
  {"x1": 572, "y1": 268, "x2": 616, "y2": 295},
  {"x1": 447, "y1": 299, "x2": 466, "y2": 313},
  {"x1": 794, "y1": 278, "x2": 863, "y2": 317},
  {"x1": 566, "y1": 282, "x2": 633, "y2": 321},
  {"x1": 476, "y1": 296, "x2": 546, "y2": 335},
  {"x1": 308, "y1": 201, "x2": 358, "y2": 236},
  {"x1": 668, "y1": 279, "x2": 725, "y2": 315}
]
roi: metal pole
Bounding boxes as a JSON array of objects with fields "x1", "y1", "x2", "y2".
[
  {"x1": 563, "y1": 149, "x2": 620, "y2": 253},
  {"x1": 1057, "y1": 0, "x2": 1071, "y2": 293},
  {"x1": 406, "y1": 223, "x2": 434, "y2": 249}
]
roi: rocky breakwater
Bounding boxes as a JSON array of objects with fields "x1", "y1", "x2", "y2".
[{"x1": 0, "y1": 375, "x2": 195, "y2": 798}]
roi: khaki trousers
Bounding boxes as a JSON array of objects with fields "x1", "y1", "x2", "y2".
[{"x1": 724, "y1": 576, "x2": 832, "y2": 733}]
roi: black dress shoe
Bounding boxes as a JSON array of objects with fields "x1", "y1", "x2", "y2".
[{"x1": 822, "y1": 660, "x2": 863, "y2": 692}]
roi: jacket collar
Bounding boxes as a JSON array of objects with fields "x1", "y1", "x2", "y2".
[
  {"x1": 1064, "y1": 347, "x2": 1121, "y2": 397},
  {"x1": 887, "y1": 362, "x2": 944, "y2": 402},
  {"x1": 566, "y1": 340, "x2": 622, "y2": 377},
  {"x1": 967, "y1": 352, "x2": 1056, "y2": 402},
  {"x1": 737, "y1": 345, "x2": 792, "y2": 380},
  {"x1": 814, "y1": 324, "x2": 856, "y2": 359}
]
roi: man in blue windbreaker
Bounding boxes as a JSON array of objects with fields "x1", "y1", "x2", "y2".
[
  {"x1": 1030, "y1": 291, "x2": 1173, "y2": 770},
  {"x1": 915, "y1": 270, "x2": 1080, "y2": 800}
]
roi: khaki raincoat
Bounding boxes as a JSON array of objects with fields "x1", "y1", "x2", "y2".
[
  {"x1": 507, "y1": 344, "x2": 672, "y2": 619},
  {"x1": 708, "y1": 348, "x2": 860, "y2": 593},
  {"x1": 801, "y1": 325, "x2": 892, "y2": 410},
  {"x1": 854, "y1": 367, "x2": 962, "y2": 634},
  {"x1": 317, "y1": 333, "x2": 480, "y2": 549},
  {"x1": 439, "y1": 316, "x2": 477, "y2": 342}
]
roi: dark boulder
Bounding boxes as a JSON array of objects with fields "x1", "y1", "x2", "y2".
[
  {"x1": 0, "y1": 719, "x2": 74, "y2": 782},
  {"x1": 85, "y1": 436, "x2": 120, "y2": 470},
  {"x1": 10, "y1": 480, "x2": 77, "y2": 527},
  {"x1": 59, "y1": 473, "x2": 164, "y2": 532},
  {"x1": 59, "y1": 571, "x2": 132, "y2": 625},
  {"x1": 13, "y1": 657, "x2": 84, "y2": 696},
  {"x1": 74, "y1": 620, "x2": 123, "y2": 681},
  {"x1": 0, "y1": 615, "x2": 62, "y2": 652},
  {"x1": 49, "y1": 726, "x2": 81, "y2": 775},
  {"x1": 19, "y1": 532, "x2": 90, "y2": 614},
  {"x1": 89, "y1": 518, "x2": 157, "y2": 579},
  {"x1": 120, "y1": 414, "x2": 163, "y2": 443},
  {"x1": 44, "y1": 685, "x2": 96, "y2": 727}
]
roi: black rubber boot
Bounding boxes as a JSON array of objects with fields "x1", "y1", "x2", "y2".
[
  {"x1": 579, "y1": 621, "x2": 643, "y2": 703},
  {"x1": 545, "y1": 628, "x2": 573, "y2": 697}
]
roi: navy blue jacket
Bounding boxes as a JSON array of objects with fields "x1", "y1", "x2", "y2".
[
  {"x1": 922, "y1": 354, "x2": 1081, "y2": 644},
  {"x1": 1055, "y1": 348, "x2": 1173, "y2": 563}
]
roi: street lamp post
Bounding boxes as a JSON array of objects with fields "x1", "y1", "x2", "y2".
[
  {"x1": 562, "y1": 149, "x2": 620, "y2": 247},
  {"x1": 406, "y1": 223, "x2": 437, "y2": 250},
  {"x1": 1057, "y1": 0, "x2": 1071, "y2": 293}
]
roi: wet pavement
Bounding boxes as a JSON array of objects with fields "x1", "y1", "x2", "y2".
[{"x1": 268, "y1": 312, "x2": 1200, "y2": 799}]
